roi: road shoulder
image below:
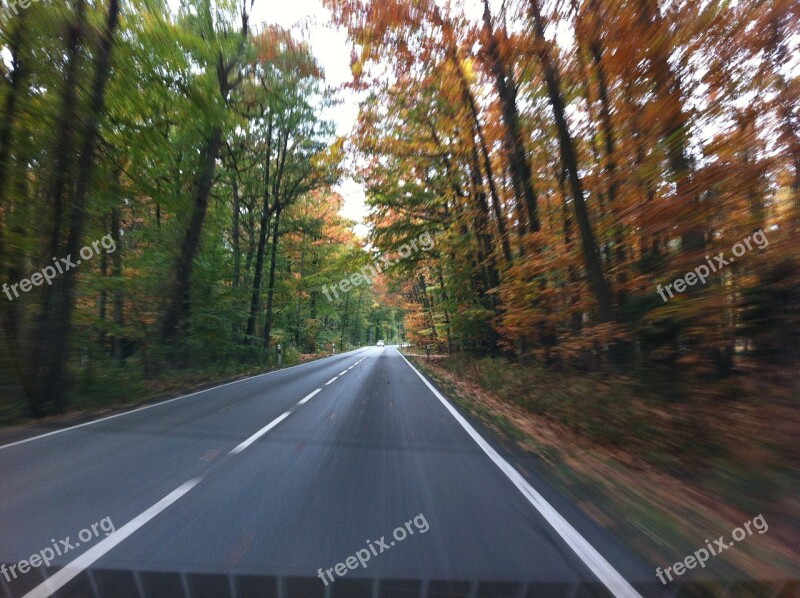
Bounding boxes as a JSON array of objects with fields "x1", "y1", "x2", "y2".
[{"x1": 403, "y1": 351, "x2": 798, "y2": 597}]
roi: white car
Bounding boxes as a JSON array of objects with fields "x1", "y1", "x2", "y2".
[{"x1": 376, "y1": 340, "x2": 384, "y2": 347}]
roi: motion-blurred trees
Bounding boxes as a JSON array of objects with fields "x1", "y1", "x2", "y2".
[
  {"x1": 0, "y1": 0, "x2": 387, "y2": 417},
  {"x1": 329, "y1": 0, "x2": 800, "y2": 378},
  {"x1": 2, "y1": 0, "x2": 797, "y2": 417}
]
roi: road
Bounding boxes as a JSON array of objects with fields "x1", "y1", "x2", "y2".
[{"x1": 0, "y1": 347, "x2": 664, "y2": 598}]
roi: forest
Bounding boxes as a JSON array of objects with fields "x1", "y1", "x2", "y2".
[
  {"x1": 328, "y1": 0, "x2": 799, "y2": 372},
  {"x1": 321, "y1": 0, "x2": 800, "y2": 563},
  {"x1": 0, "y1": 0, "x2": 405, "y2": 421},
  {"x1": 0, "y1": 0, "x2": 798, "y2": 590},
  {"x1": 0, "y1": 0, "x2": 798, "y2": 425}
]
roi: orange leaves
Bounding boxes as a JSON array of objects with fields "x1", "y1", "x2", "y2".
[
  {"x1": 331, "y1": 0, "x2": 800, "y2": 369},
  {"x1": 252, "y1": 26, "x2": 321, "y2": 79}
]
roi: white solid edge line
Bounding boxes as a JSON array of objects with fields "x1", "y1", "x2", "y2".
[
  {"x1": 298, "y1": 389, "x2": 321, "y2": 405},
  {"x1": 324, "y1": 377, "x2": 338, "y2": 386},
  {"x1": 396, "y1": 350, "x2": 642, "y2": 598},
  {"x1": 230, "y1": 411, "x2": 291, "y2": 455},
  {"x1": 23, "y1": 478, "x2": 201, "y2": 598},
  {"x1": 0, "y1": 347, "x2": 373, "y2": 451}
]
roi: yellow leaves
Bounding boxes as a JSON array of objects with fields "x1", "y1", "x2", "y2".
[
  {"x1": 460, "y1": 56, "x2": 475, "y2": 83},
  {"x1": 332, "y1": 0, "x2": 800, "y2": 369},
  {"x1": 350, "y1": 47, "x2": 364, "y2": 82}
]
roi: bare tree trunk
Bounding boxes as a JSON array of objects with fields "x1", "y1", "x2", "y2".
[
  {"x1": 581, "y1": 2, "x2": 627, "y2": 306},
  {"x1": 262, "y1": 205, "x2": 282, "y2": 353},
  {"x1": 339, "y1": 289, "x2": 351, "y2": 349},
  {"x1": 99, "y1": 239, "x2": 108, "y2": 347},
  {"x1": 46, "y1": 0, "x2": 86, "y2": 261},
  {"x1": 162, "y1": 10, "x2": 248, "y2": 347},
  {"x1": 418, "y1": 274, "x2": 438, "y2": 341},
  {"x1": 111, "y1": 205, "x2": 124, "y2": 364},
  {"x1": 243, "y1": 200, "x2": 256, "y2": 280},
  {"x1": 449, "y1": 49, "x2": 513, "y2": 262},
  {"x1": 638, "y1": 0, "x2": 702, "y2": 256},
  {"x1": 353, "y1": 290, "x2": 363, "y2": 346},
  {"x1": 1, "y1": 117, "x2": 35, "y2": 411},
  {"x1": 480, "y1": 0, "x2": 540, "y2": 234},
  {"x1": 245, "y1": 116, "x2": 274, "y2": 343},
  {"x1": 34, "y1": 0, "x2": 86, "y2": 370},
  {"x1": 33, "y1": 0, "x2": 120, "y2": 412},
  {"x1": 0, "y1": 10, "x2": 28, "y2": 262},
  {"x1": 231, "y1": 170, "x2": 242, "y2": 288},
  {"x1": 529, "y1": 0, "x2": 614, "y2": 323},
  {"x1": 161, "y1": 125, "x2": 223, "y2": 345},
  {"x1": 435, "y1": 267, "x2": 453, "y2": 353}
]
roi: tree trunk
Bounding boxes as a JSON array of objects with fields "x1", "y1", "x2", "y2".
[
  {"x1": 245, "y1": 115, "x2": 275, "y2": 343},
  {"x1": 449, "y1": 46, "x2": 513, "y2": 262},
  {"x1": 161, "y1": 125, "x2": 223, "y2": 344},
  {"x1": 529, "y1": 0, "x2": 614, "y2": 323},
  {"x1": 481, "y1": 0, "x2": 540, "y2": 234},
  {"x1": 32, "y1": 0, "x2": 120, "y2": 412},
  {"x1": 1, "y1": 118, "x2": 35, "y2": 411},
  {"x1": 339, "y1": 289, "x2": 351, "y2": 349},
  {"x1": 99, "y1": 240, "x2": 107, "y2": 347},
  {"x1": 111, "y1": 205, "x2": 124, "y2": 364},
  {"x1": 0, "y1": 10, "x2": 28, "y2": 262},
  {"x1": 231, "y1": 171, "x2": 241, "y2": 288},
  {"x1": 639, "y1": 0, "x2": 702, "y2": 256},
  {"x1": 437, "y1": 267, "x2": 454, "y2": 353},
  {"x1": 34, "y1": 0, "x2": 85, "y2": 358},
  {"x1": 262, "y1": 205, "x2": 282, "y2": 352},
  {"x1": 46, "y1": 0, "x2": 86, "y2": 261}
]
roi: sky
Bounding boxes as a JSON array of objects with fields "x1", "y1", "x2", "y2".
[{"x1": 245, "y1": 0, "x2": 369, "y2": 237}]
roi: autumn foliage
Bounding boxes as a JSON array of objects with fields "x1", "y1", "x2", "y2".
[{"x1": 328, "y1": 0, "x2": 800, "y2": 376}]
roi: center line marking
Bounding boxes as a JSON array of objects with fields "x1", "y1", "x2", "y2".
[
  {"x1": 23, "y1": 479, "x2": 201, "y2": 598},
  {"x1": 324, "y1": 376, "x2": 338, "y2": 386},
  {"x1": 339, "y1": 370, "x2": 348, "y2": 376},
  {"x1": 298, "y1": 389, "x2": 321, "y2": 405},
  {"x1": 230, "y1": 411, "x2": 291, "y2": 454}
]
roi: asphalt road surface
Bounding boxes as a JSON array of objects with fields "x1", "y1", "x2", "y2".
[{"x1": 0, "y1": 347, "x2": 666, "y2": 598}]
